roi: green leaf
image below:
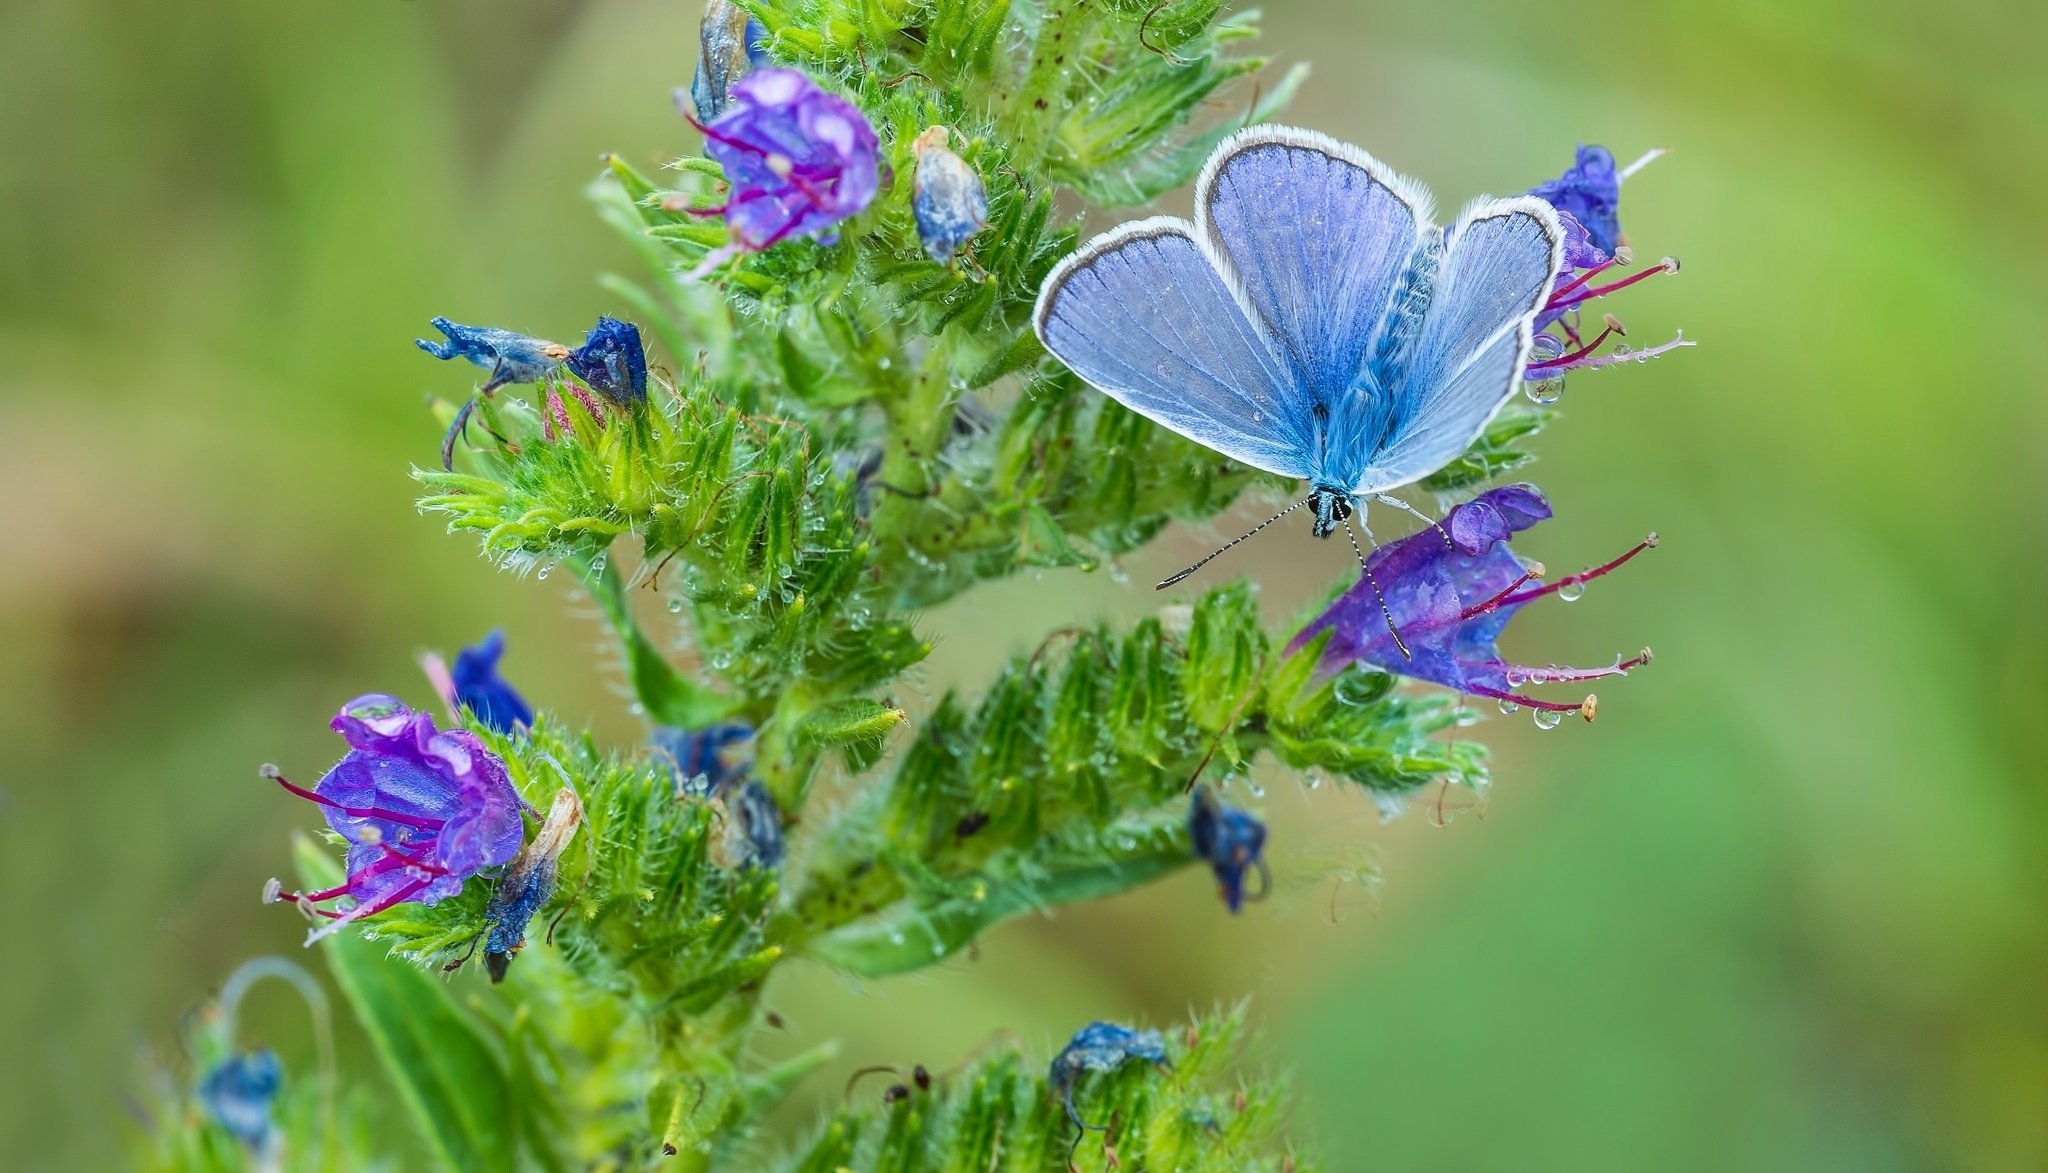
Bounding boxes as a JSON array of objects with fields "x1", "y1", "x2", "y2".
[
  {"x1": 1017, "y1": 502, "x2": 1099, "y2": 570},
  {"x1": 806, "y1": 812, "x2": 1188, "y2": 976},
  {"x1": 574, "y1": 549, "x2": 740, "y2": 728},
  {"x1": 292, "y1": 836, "x2": 517, "y2": 1169}
]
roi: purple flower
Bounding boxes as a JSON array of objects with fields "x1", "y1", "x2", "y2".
[
  {"x1": 421, "y1": 629, "x2": 533, "y2": 735},
  {"x1": 198, "y1": 1050, "x2": 282, "y2": 1155},
  {"x1": 566, "y1": 315, "x2": 648, "y2": 406},
  {"x1": 1288, "y1": 485, "x2": 1655, "y2": 723},
  {"x1": 651, "y1": 722, "x2": 754, "y2": 798},
  {"x1": 687, "y1": 0, "x2": 771, "y2": 121},
  {"x1": 266, "y1": 694, "x2": 525, "y2": 942},
  {"x1": 1188, "y1": 787, "x2": 1268, "y2": 913},
  {"x1": 1523, "y1": 146, "x2": 1692, "y2": 381},
  {"x1": 687, "y1": 68, "x2": 881, "y2": 253},
  {"x1": 482, "y1": 787, "x2": 582, "y2": 983},
  {"x1": 1529, "y1": 145, "x2": 1623, "y2": 254},
  {"x1": 1049, "y1": 1022, "x2": 1169, "y2": 1138},
  {"x1": 911, "y1": 126, "x2": 988, "y2": 263}
]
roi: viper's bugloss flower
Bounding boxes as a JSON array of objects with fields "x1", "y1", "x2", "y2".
[
  {"x1": 687, "y1": 0, "x2": 770, "y2": 120},
  {"x1": 415, "y1": 317, "x2": 568, "y2": 392},
  {"x1": 911, "y1": 126, "x2": 988, "y2": 263},
  {"x1": 266, "y1": 695, "x2": 525, "y2": 942},
  {"x1": 1049, "y1": 1022, "x2": 1169, "y2": 1133},
  {"x1": 1529, "y1": 145, "x2": 1623, "y2": 254},
  {"x1": 1288, "y1": 485, "x2": 1656, "y2": 723},
  {"x1": 717, "y1": 780, "x2": 784, "y2": 869},
  {"x1": 421, "y1": 629, "x2": 533, "y2": 735},
  {"x1": 566, "y1": 315, "x2": 648, "y2": 406},
  {"x1": 652, "y1": 722, "x2": 754, "y2": 798},
  {"x1": 483, "y1": 787, "x2": 582, "y2": 983},
  {"x1": 1188, "y1": 786, "x2": 1268, "y2": 913},
  {"x1": 687, "y1": 68, "x2": 881, "y2": 253},
  {"x1": 198, "y1": 1049, "x2": 282, "y2": 1154},
  {"x1": 1523, "y1": 146, "x2": 1691, "y2": 382}
]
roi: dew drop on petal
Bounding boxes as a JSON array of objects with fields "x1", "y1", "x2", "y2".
[
  {"x1": 1532, "y1": 708, "x2": 1564, "y2": 730},
  {"x1": 1497, "y1": 698, "x2": 1521, "y2": 715},
  {"x1": 1557, "y1": 580, "x2": 1585, "y2": 602}
]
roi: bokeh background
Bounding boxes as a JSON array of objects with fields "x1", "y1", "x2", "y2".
[{"x1": 3, "y1": 0, "x2": 2044, "y2": 1168}]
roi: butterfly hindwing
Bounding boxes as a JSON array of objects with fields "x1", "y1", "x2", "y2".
[
  {"x1": 1033, "y1": 217, "x2": 1312, "y2": 479},
  {"x1": 1353, "y1": 196, "x2": 1563, "y2": 494}
]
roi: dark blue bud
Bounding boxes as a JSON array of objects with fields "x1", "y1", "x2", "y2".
[
  {"x1": 652, "y1": 723, "x2": 754, "y2": 798},
  {"x1": 199, "y1": 1049, "x2": 283, "y2": 1152},
  {"x1": 1188, "y1": 786, "x2": 1267, "y2": 913},
  {"x1": 565, "y1": 315, "x2": 648, "y2": 406},
  {"x1": 448, "y1": 629, "x2": 534, "y2": 735}
]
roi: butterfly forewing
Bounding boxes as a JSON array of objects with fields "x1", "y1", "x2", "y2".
[
  {"x1": 1033, "y1": 217, "x2": 1313, "y2": 478},
  {"x1": 1197, "y1": 129, "x2": 1431, "y2": 420},
  {"x1": 1351, "y1": 197, "x2": 1563, "y2": 494}
]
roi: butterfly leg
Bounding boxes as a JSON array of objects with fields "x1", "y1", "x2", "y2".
[
  {"x1": 1372, "y1": 493, "x2": 1453, "y2": 549},
  {"x1": 1339, "y1": 514, "x2": 1412, "y2": 660}
]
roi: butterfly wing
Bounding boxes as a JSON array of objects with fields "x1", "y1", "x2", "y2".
[
  {"x1": 1350, "y1": 196, "x2": 1563, "y2": 494},
  {"x1": 1034, "y1": 217, "x2": 1312, "y2": 478},
  {"x1": 1196, "y1": 128, "x2": 1432, "y2": 416}
]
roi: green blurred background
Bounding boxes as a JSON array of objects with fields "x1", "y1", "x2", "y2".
[{"x1": 3, "y1": 0, "x2": 2044, "y2": 1168}]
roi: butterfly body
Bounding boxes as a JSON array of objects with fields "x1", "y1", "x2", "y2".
[{"x1": 1034, "y1": 127, "x2": 1563, "y2": 550}]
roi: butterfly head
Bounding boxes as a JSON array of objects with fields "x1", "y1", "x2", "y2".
[{"x1": 1307, "y1": 486, "x2": 1354, "y2": 539}]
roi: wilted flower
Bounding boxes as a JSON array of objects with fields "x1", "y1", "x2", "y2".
[
  {"x1": 482, "y1": 787, "x2": 583, "y2": 983},
  {"x1": 565, "y1": 315, "x2": 648, "y2": 406},
  {"x1": 1049, "y1": 1022, "x2": 1169, "y2": 1134},
  {"x1": 266, "y1": 694, "x2": 525, "y2": 942},
  {"x1": 415, "y1": 317, "x2": 568, "y2": 392},
  {"x1": 911, "y1": 126, "x2": 988, "y2": 263},
  {"x1": 198, "y1": 1049, "x2": 283, "y2": 1156},
  {"x1": 1288, "y1": 485, "x2": 1655, "y2": 723},
  {"x1": 1188, "y1": 786, "x2": 1267, "y2": 913},
  {"x1": 651, "y1": 722, "x2": 754, "y2": 798},
  {"x1": 716, "y1": 781, "x2": 784, "y2": 869},
  {"x1": 687, "y1": 0, "x2": 770, "y2": 120},
  {"x1": 684, "y1": 68, "x2": 881, "y2": 254},
  {"x1": 1523, "y1": 145, "x2": 1690, "y2": 383},
  {"x1": 421, "y1": 628, "x2": 533, "y2": 735}
]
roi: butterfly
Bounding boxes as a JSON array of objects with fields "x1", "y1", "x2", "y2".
[{"x1": 1032, "y1": 126, "x2": 1565, "y2": 622}]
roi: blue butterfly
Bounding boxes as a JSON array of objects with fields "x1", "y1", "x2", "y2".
[{"x1": 1033, "y1": 127, "x2": 1564, "y2": 594}]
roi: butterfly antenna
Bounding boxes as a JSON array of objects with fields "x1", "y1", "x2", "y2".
[
  {"x1": 1341, "y1": 515, "x2": 1412, "y2": 660},
  {"x1": 1373, "y1": 493, "x2": 1453, "y2": 550},
  {"x1": 1157, "y1": 498, "x2": 1308, "y2": 590}
]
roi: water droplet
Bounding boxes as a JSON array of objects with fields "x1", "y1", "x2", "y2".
[
  {"x1": 668, "y1": 598, "x2": 684, "y2": 613},
  {"x1": 1532, "y1": 708, "x2": 1564, "y2": 730},
  {"x1": 1525, "y1": 378, "x2": 1564, "y2": 405},
  {"x1": 1306, "y1": 775, "x2": 1322, "y2": 790},
  {"x1": 1557, "y1": 580, "x2": 1585, "y2": 602},
  {"x1": 1497, "y1": 698, "x2": 1520, "y2": 715},
  {"x1": 1246, "y1": 781, "x2": 1266, "y2": 799},
  {"x1": 537, "y1": 564, "x2": 552, "y2": 581}
]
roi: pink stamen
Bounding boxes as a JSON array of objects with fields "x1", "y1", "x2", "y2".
[
  {"x1": 376, "y1": 842, "x2": 450, "y2": 876},
  {"x1": 1548, "y1": 254, "x2": 1622, "y2": 304},
  {"x1": 1549, "y1": 258, "x2": 1677, "y2": 314},
  {"x1": 1498, "y1": 534, "x2": 1658, "y2": 609},
  {"x1": 1461, "y1": 684, "x2": 1587, "y2": 714},
  {"x1": 266, "y1": 769, "x2": 445, "y2": 832},
  {"x1": 1458, "y1": 566, "x2": 1545, "y2": 620}
]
